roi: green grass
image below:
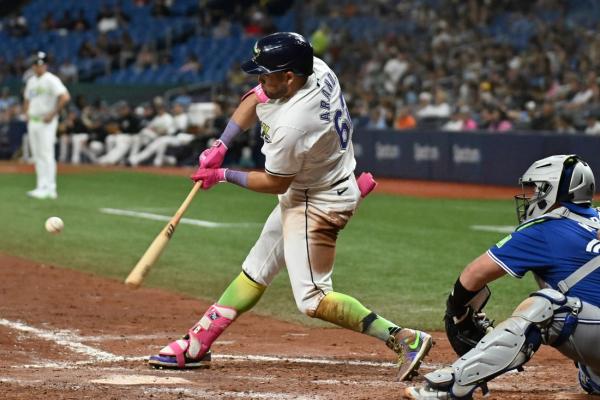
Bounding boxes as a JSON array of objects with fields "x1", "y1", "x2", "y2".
[{"x1": 0, "y1": 171, "x2": 536, "y2": 330}]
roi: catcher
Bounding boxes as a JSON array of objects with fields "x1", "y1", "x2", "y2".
[{"x1": 405, "y1": 154, "x2": 600, "y2": 399}]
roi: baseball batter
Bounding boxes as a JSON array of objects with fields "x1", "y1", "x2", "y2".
[
  {"x1": 405, "y1": 155, "x2": 600, "y2": 399},
  {"x1": 149, "y1": 32, "x2": 432, "y2": 380},
  {"x1": 23, "y1": 51, "x2": 70, "y2": 199}
]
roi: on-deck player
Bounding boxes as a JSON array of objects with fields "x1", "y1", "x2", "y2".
[
  {"x1": 149, "y1": 32, "x2": 432, "y2": 380},
  {"x1": 23, "y1": 51, "x2": 70, "y2": 199}
]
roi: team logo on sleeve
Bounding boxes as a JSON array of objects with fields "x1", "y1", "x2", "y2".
[{"x1": 260, "y1": 122, "x2": 272, "y2": 143}]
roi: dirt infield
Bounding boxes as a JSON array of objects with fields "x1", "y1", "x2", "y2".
[
  {"x1": 0, "y1": 253, "x2": 592, "y2": 400},
  {"x1": 0, "y1": 162, "x2": 595, "y2": 399}
]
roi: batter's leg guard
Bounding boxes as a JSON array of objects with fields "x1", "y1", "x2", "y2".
[
  {"x1": 578, "y1": 363, "x2": 600, "y2": 394},
  {"x1": 149, "y1": 304, "x2": 236, "y2": 369}
]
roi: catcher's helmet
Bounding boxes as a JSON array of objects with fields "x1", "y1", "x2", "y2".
[
  {"x1": 515, "y1": 154, "x2": 595, "y2": 223},
  {"x1": 241, "y1": 32, "x2": 313, "y2": 76}
]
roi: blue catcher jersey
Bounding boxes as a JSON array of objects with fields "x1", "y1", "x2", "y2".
[{"x1": 488, "y1": 202, "x2": 600, "y2": 307}]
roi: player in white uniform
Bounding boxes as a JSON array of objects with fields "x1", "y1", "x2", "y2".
[
  {"x1": 149, "y1": 32, "x2": 432, "y2": 380},
  {"x1": 23, "y1": 52, "x2": 70, "y2": 199}
]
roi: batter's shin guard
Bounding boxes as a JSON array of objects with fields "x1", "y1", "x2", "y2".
[{"x1": 149, "y1": 304, "x2": 236, "y2": 369}]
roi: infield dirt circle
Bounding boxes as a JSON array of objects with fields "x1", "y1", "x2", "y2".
[{"x1": 0, "y1": 164, "x2": 595, "y2": 399}]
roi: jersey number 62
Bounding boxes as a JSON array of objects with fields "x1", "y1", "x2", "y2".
[{"x1": 334, "y1": 93, "x2": 352, "y2": 150}]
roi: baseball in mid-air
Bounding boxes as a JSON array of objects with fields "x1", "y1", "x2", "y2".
[{"x1": 45, "y1": 216, "x2": 64, "y2": 234}]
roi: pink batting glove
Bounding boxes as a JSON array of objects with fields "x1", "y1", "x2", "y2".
[
  {"x1": 199, "y1": 140, "x2": 228, "y2": 168},
  {"x1": 191, "y1": 167, "x2": 226, "y2": 190},
  {"x1": 357, "y1": 172, "x2": 377, "y2": 198},
  {"x1": 241, "y1": 84, "x2": 270, "y2": 103}
]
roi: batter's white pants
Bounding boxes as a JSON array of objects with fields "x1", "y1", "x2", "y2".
[
  {"x1": 242, "y1": 174, "x2": 360, "y2": 316},
  {"x1": 27, "y1": 119, "x2": 58, "y2": 193},
  {"x1": 97, "y1": 134, "x2": 133, "y2": 165},
  {"x1": 129, "y1": 133, "x2": 194, "y2": 166}
]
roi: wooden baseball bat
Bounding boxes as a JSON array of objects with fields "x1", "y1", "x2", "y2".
[{"x1": 125, "y1": 181, "x2": 202, "y2": 288}]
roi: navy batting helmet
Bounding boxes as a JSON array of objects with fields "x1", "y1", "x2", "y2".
[{"x1": 241, "y1": 32, "x2": 313, "y2": 76}]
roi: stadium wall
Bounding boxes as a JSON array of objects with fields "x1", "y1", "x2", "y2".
[{"x1": 353, "y1": 129, "x2": 600, "y2": 187}]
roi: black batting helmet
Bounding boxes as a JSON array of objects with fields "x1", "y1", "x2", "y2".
[
  {"x1": 32, "y1": 51, "x2": 47, "y2": 65},
  {"x1": 241, "y1": 32, "x2": 313, "y2": 76}
]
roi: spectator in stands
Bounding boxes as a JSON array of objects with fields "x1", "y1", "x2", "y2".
[
  {"x1": 480, "y1": 106, "x2": 513, "y2": 132},
  {"x1": 96, "y1": 33, "x2": 121, "y2": 69},
  {"x1": 416, "y1": 89, "x2": 451, "y2": 121},
  {"x1": 135, "y1": 45, "x2": 158, "y2": 71},
  {"x1": 58, "y1": 60, "x2": 78, "y2": 84},
  {"x1": 530, "y1": 101, "x2": 556, "y2": 131},
  {"x1": 442, "y1": 106, "x2": 477, "y2": 131},
  {"x1": 151, "y1": 0, "x2": 172, "y2": 17},
  {"x1": 226, "y1": 62, "x2": 250, "y2": 89},
  {"x1": 243, "y1": 7, "x2": 275, "y2": 36},
  {"x1": 212, "y1": 18, "x2": 232, "y2": 38},
  {"x1": 72, "y1": 10, "x2": 90, "y2": 31},
  {"x1": 78, "y1": 41, "x2": 100, "y2": 59},
  {"x1": 6, "y1": 14, "x2": 29, "y2": 37},
  {"x1": 366, "y1": 104, "x2": 393, "y2": 130},
  {"x1": 56, "y1": 11, "x2": 74, "y2": 31},
  {"x1": 383, "y1": 48, "x2": 409, "y2": 94},
  {"x1": 40, "y1": 12, "x2": 56, "y2": 31},
  {"x1": 118, "y1": 32, "x2": 136, "y2": 69},
  {"x1": 97, "y1": 5, "x2": 129, "y2": 33},
  {"x1": 0, "y1": 87, "x2": 17, "y2": 111},
  {"x1": 179, "y1": 55, "x2": 202, "y2": 73},
  {"x1": 508, "y1": 100, "x2": 536, "y2": 130},
  {"x1": 394, "y1": 106, "x2": 417, "y2": 130},
  {"x1": 350, "y1": 100, "x2": 370, "y2": 129},
  {"x1": 584, "y1": 113, "x2": 600, "y2": 135},
  {"x1": 554, "y1": 113, "x2": 576, "y2": 134}
]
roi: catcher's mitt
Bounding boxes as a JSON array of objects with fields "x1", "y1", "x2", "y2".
[{"x1": 444, "y1": 285, "x2": 494, "y2": 356}]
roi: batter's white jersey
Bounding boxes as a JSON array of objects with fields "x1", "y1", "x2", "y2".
[
  {"x1": 256, "y1": 57, "x2": 356, "y2": 189},
  {"x1": 24, "y1": 71, "x2": 68, "y2": 121}
]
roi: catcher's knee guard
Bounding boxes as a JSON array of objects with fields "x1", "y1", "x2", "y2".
[{"x1": 427, "y1": 289, "x2": 567, "y2": 398}]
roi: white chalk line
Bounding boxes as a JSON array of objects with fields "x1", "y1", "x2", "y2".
[
  {"x1": 4, "y1": 318, "x2": 575, "y2": 397},
  {"x1": 470, "y1": 224, "x2": 515, "y2": 233},
  {"x1": 311, "y1": 378, "x2": 397, "y2": 387},
  {"x1": 0, "y1": 318, "x2": 122, "y2": 362},
  {"x1": 143, "y1": 387, "x2": 322, "y2": 400},
  {"x1": 99, "y1": 207, "x2": 261, "y2": 228},
  {"x1": 2, "y1": 318, "x2": 408, "y2": 371},
  {"x1": 16, "y1": 353, "x2": 404, "y2": 370}
]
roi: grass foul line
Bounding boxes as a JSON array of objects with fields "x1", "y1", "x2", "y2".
[{"x1": 99, "y1": 208, "x2": 260, "y2": 228}]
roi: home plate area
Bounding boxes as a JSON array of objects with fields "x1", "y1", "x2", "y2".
[{"x1": 0, "y1": 254, "x2": 589, "y2": 400}]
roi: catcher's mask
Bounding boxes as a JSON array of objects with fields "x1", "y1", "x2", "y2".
[{"x1": 515, "y1": 154, "x2": 595, "y2": 223}]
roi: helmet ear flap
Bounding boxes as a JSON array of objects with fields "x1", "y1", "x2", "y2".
[
  {"x1": 557, "y1": 164, "x2": 576, "y2": 203},
  {"x1": 557, "y1": 156, "x2": 595, "y2": 204}
]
